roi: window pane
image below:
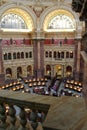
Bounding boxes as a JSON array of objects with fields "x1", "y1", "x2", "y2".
[
  {"x1": 1, "y1": 14, "x2": 27, "y2": 29},
  {"x1": 26, "y1": 52, "x2": 28, "y2": 58},
  {"x1": 48, "y1": 14, "x2": 75, "y2": 30}
]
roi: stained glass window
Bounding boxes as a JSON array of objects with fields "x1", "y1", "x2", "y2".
[
  {"x1": 48, "y1": 14, "x2": 75, "y2": 30},
  {"x1": 1, "y1": 13, "x2": 27, "y2": 29}
]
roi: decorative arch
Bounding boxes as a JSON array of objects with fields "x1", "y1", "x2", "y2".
[
  {"x1": 66, "y1": 65, "x2": 72, "y2": 76},
  {"x1": 4, "y1": 53, "x2": 7, "y2": 60},
  {"x1": 46, "y1": 64, "x2": 51, "y2": 75},
  {"x1": 17, "y1": 52, "x2": 20, "y2": 59},
  {"x1": 0, "y1": 4, "x2": 36, "y2": 32},
  {"x1": 17, "y1": 67, "x2": 22, "y2": 78},
  {"x1": 6, "y1": 68, "x2": 12, "y2": 78},
  {"x1": 13, "y1": 52, "x2": 16, "y2": 59},
  {"x1": 54, "y1": 64, "x2": 62, "y2": 77},
  {"x1": 1, "y1": 13, "x2": 27, "y2": 29},
  {"x1": 21, "y1": 52, "x2": 24, "y2": 58},
  {"x1": 43, "y1": 9, "x2": 76, "y2": 32},
  {"x1": 39, "y1": 4, "x2": 81, "y2": 32}
]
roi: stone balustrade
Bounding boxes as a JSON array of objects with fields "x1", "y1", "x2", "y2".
[
  {"x1": 0, "y1": 90, "x2": 87, "y2": 130},
  {"x1": 0, "y1": 90, "x2": 50, "y2": 130}
]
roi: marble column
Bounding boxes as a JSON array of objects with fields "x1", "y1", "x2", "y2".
[
  {"x1": 37, "y1": 39, "x2": 44, "y2": 78},
  {"x1": 37, "y1": 40, "x2": 40, "y2": 69},
  {"x1": 75, "y1": 40, "x2": 81, "y2": 81},
  {"x1": 22, "y1": 65, "x2": 27, "y2": 77},
  {"x1": 33, "y1": 39, "x2": 38, "y2": 78},
  {"x1": 51, "y1": 65, "x2": 54, "y2": 78},
  {"x1": 0, "y1": 39, "x2": 5, "y2": 85},
  {"x1": 33, "y1": 38, "x2": 44, "y2": 78},
  {"x1": 11, "y1": 66, "x2": 17, "y2": 79}
]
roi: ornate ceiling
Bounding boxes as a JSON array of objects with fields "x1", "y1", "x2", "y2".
[{"x1": 0, "y1": 0, "x2": 84, "y2": 35}]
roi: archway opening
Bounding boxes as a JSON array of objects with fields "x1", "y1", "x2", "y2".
[
  {"x1": 54, "y1": 65, "x2": 62, "y2": 78},
  {"x1": 46, "y1": 65, "x2": 51, "y2": 76},
  {"x1": 66, "y1": 66, "x2": 72, "y2": 77},
  {"x1": 6, "y1": 68, "x2": 12, "y2": 78},
  {"x1": 17, "y1": 67, "x2": 22, "y2": 78}
]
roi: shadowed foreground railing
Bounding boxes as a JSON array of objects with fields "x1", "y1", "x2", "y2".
[
  {"x1": 0, "y1": 90, "x2": 87, "y2": 130},
  {"x1": 0, "y1": 90, "x2": 50, "y2": 130}
]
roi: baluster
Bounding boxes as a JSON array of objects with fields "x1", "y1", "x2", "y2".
[
  {"x1": 30, "y1": 110, "x2": 38, "y2": 130},
  {"x1": 0, "y1": 103, "x2": 8, "y2": 130},
  {"x1": 7, "y1": 105, "x2": 17, "y2": 130},
  {"x1": 18, "y1": 107, "x2": 27, "y2": 130}
]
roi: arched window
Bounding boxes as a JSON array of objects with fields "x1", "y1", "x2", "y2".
[
  {"x1": 70, "y1": 51, "x2": 73, "y2": 58},
  {"x1": 25, "y1": 52, "x2": 28, "y2": 58},
  {"x1": 49, "y1": 51, "x2": 52, "y2": 58},
  {"x1": 66, "y1": 66, "x2": 72, "y2": 77},
  {"x1": 21, "y1": 52, "x2": 24, "y2": 58},
  {"x1": 53, "y1": 51, "x2": 56, "y2": 58},
  {"x1": 57, "y1": 52, "x2": 61, "y2": 58},
  {"x1": 61, "y1": 52, "x2": 64, "y2": 58},
  {"x1": 4, "y1": 53, "x2": 7, "y2": 60},
  {"x1": 13, "y1": 52, "x2": 16, "y2": 59},
  {"x1": 48, "y1": 14, "x2": 75, "y2": 30},
  {"x1": 44, "y1": 10, "x2": 76, "y2": 32},
  {"x1": 29, "y1": 51, "x2": 32, "y2": 58},
  {"x1": 1, "y1": 14, "x2": 27, "y2": 29},
  {"x1": 46, "y1": 65, "x2": 51, "y2": 75},
  {"x1": 17, "y1": 52, "x2": 20, "y2": 59},
  {"x1": 45, "y1": 51, "x2": 48, "y2": 58},
  {"x1": 8, "y1": 53, "x2": 12, "y2": 60},
  {"x1": 6, "y1": 68, "x2": 12, "y2": 78},
  {"x1": 66, "y1": 52, "x2": 69, "y2": 58},
  {"x1": 55, "y1": 65, "x2": 62, "y2": 77},
  {"x1": 17, "y1": 67, "x2": 22, "y2": 78}
]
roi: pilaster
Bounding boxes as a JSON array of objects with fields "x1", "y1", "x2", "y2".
[
  {"x1": 32, "y1": 30, "x2": 45, "y2": 78},
  {"x1": 11, "y1": 67, "x2": 17, "y2": 79},
  {"x1": 74, "y1": 39, "x2": 81, "y2": 81},
  {"x1": 22, "y1": 65, "x2": 27, "y2": 77},
  {"x1": 32, "y1": 38, "x2": 44, "y2": 78},
  {"x1": 0, "y1": 39, "x2": 5, "y2": 85}
]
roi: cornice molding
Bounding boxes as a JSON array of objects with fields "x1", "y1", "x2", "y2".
[{"x1": 0, "y1": 0, "x2": 72, "y2": 8}]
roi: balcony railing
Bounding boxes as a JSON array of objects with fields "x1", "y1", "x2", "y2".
[
  {"x1": 0, "y1": 90, "x2": 50, "y2": 130},
  {"x1": 0, "y1": 89, "x2": 87, "y2": 130}
]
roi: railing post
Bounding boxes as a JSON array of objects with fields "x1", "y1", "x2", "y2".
[
  {"x1": 0, "y1": 103, "x2": 8, "y2": 129},
  {"x1": 7, "y1": 105, "x2": 17, "y2": 130},
  {"x1": 30, "y1": 110, "x2": 38, "y2": 130},
  {"x1": 18, "y1": 107, "x2": 27, "y2": 130}
]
